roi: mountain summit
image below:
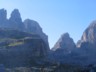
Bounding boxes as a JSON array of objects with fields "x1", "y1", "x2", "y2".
[
  {"x1": 9, "y1": 9, "x2": 25, "y2": 31},
  {"x1": 77, "y1": 20, "x2": 96, "y2": 48},
  {"x1": 52, "y1": 33, "x2": 75, "y2": 54}
]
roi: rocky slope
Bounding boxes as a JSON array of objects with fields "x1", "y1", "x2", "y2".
[
  {"x1": 0, "y1": 8, "x2": 50, "y2": 68},
  {"x1": 49, "y1": 33, "x2": 77, "y2": 64},
  {"x1": 24, "y1": 19, "x2": 49, "y2": 50},
  {"x1": 0, "y1": 28, "x2": 48, "y2": 68}
]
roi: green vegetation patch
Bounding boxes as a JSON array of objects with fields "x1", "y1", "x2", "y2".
[{"x1": 8, "y1": 42, "x2": 24, "y2": 46}]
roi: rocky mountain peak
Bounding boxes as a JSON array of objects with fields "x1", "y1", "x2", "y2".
[
  {"x1": 89, "y1": 20, "x2": 96, "y2": 28},
  {"x1": 61, "y1": 33, "x2": 70, "y2": 40},
  {"x1": 52, "y1": 33, "x2": 75, "y2": 52},
  {"x1": 0, "y1": 9, "x2": 49, "y2": 49},
  {"x1": 0, "y1": 9, "x2": 7, "y2": 27},
  {"x1": 0, "y1": 9, "x2": 7, "y2": 20},
  {"x1": 77, "y1": 20, "x2": 96, "y2": 47},
  {"x1": 10, "y1": 9, "x2": 22, "y2": 21},
  {"x1": 9, "y1": 9, "x2": 25, "y2": 31}
]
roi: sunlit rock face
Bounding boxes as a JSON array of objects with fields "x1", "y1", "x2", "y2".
[
  {"x1": 52, "y1": 33, "x2": 76, "y2": 54},
  {"x1": 76, "y1": 20, "x2": 96, "y2": 65},
  {"x1": 8, "y1": 9, "x2": 25, "y2": 31},
  {"x1": 0, "y1": 9, "x2": 8, "y2": 28},
  {"x1": 77, "y1": 20, "x2": 96, "y2": 48},
  {"x1": 24, "y1": 19, "x2": 50, "y2": 51}
]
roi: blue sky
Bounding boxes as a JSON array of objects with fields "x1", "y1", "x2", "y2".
[{"x1": 0, "y1": 0, "x2": 96, "y2": 48}]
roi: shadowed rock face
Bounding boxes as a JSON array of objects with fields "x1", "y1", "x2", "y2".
[
  {"x1": 52, "y1": 33, "x2": 76, "y2": 53},
  {"x1": 0, "y1": 9, "x2": 7, "y2": 28},
  {"x1": 0, "y1": 8, "x2": 49, "y2": 49},
  {"x1": 8, "y1": 9, "x2": 25, "y2": 31},
  {"x1": 0, "y1": 9, "x2": 7, "y2": 21},
  {"x1": 0, "y1": 9, "x2": 50, "y2": 68},
  {"x1": 24, "y1": 19, "x2": 49, "y2": 51},
  {"x1": 0, "y1": 28, "x2": 48, "y2": 68},
  {"x1": 49, "y1": 33, "x2": 77, "y2": 64}
]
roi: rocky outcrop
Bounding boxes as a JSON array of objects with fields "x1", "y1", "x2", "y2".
[
  {"x1": 24, "y1": 19, "x2": 49, "y2": 51},
  {"x1": 76, "y1": 20, "x2": 96, "y2": 65},
  {"x1": 0, "y1": 9, "x2": 49, "y2": 49},
  {"x1": 49, "y1": 33, "x2": 77, "y2": 64},
  {"x1": 8, "y1": 9, "x2": 25, "y2": 31},
  {"x1": 0, "y1": 8, "x2": 50, "y2": 68},
  {"x1": 77, "y1": 20, "x2": 96, "y2": 48},
  {"x1": 0, "y1": 28, "x2": 48, "y2": 68},
  {"x1": 0, "y1": 9, "x2": 8, "y2": 28},
  {"x1": 52, "y1": 33, "x2": 76, "y2": 54}
]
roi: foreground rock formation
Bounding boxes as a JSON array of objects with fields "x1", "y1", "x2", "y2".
[
  {"x1": 0, "y1": 9, "x2": 49, "y2": 49},
  {"x1": 0, "y1": 9, "x2": 50, "y2": 68},
  {"x1": 0, "y1": 28, "x2": 48, "y2": 68}
]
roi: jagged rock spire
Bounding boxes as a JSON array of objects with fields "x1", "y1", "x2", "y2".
[
  {"x1": 77, "y1": 20, "x2": 96, "y2": 48},
  {"x1": 52, "y1": 33, "x2": 76, "y2": 52},
  {"x1": 0, "y1": 9, "x2": 7, "y2": 27},
  {"x1": 9, "y1": 9, "x2": 25, "y2": 31}
]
